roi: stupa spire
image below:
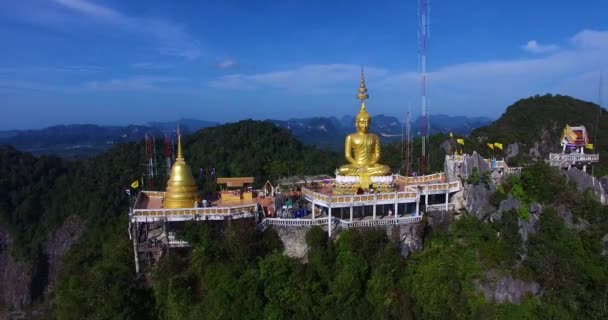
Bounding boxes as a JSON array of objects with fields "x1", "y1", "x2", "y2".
[
  {"x1": 356, "y1": 68, "x2": 369, "y2": 102},
  {"x1": 163, "y1": 123, "x2": 199, "y2": 209}
]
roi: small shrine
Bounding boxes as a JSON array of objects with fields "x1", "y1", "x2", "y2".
[
  {"x1": 217, "y1": 177, "x2": 254, "y2": 202},
  {"x1": 548, "y1": 124, "x2": 599, "y2": 171}
]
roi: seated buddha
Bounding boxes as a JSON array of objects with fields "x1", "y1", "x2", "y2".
[{"x1": 337, "y1": 71, "x2": 390, "y2": 177}]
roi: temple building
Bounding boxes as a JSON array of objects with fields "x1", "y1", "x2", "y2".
[
  {"x1": 548, "y1": 124, "x2": 599, "y2": 172},
  {"x1": 127, "y1": 72, "x2": 464, "y2": 273}
]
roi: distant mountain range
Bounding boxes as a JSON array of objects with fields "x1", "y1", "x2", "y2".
[{"x1": 0, "y1": 114, "x2": 492, "y2": 158}]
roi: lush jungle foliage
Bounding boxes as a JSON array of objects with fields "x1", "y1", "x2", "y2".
[{"x1": 1, "y1": 119, "x2": 607, "y2": 319}]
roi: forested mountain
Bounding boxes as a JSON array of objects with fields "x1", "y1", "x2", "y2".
[
  {"x1": 0, "y1": 114, "x2": 490, "y2": 159},
  {"x1": 0, "y1": 115, "x2": 607, "y2": 319},
  {"x1": 469, "y1": 94, "x2": 608, "y2": 175}
]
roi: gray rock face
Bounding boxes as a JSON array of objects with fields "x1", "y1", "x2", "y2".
[
  {"x1": 43, "y1": 215, "x2": 84, "y2": 297},
  {"x1": 445, "y1": 152, "x2": 490, "y2": 182},
  {"x1": 529, "y1": 142, "x2": 542, "y2": 160},
  {"x1": 272, "y1": 226, "x2": 311, "y2": 260},
  {"x1": 465, "y1": 183, "x2": 496, "y2": 220},
  {"x1": 564, "y1": 169, "x2": 606, "y2": 204},
  {"x1": 0, "y1": 230, "x2": 32, "y2": 309},
  {"x1": 476, "y1": 271, "x2": 541, "y2": 304},
  {"x1": 601, "y1": 177, "x2": 608, "y2": 196},
  {"x1": 425, "y1": 209, "x2": 454, "y2": 228},
  {"x1": 505, "y1": 143, "x2": 519, "y2": 162},
  {"x1": 491, "y1": 195, "x2": 521, "y2": 222},
  {"x1": 518, "y1": 207, "x2": 542, "y2": 244},
  {"x1": 391, "y1": 223, "x2": 425, "y2": 259},
  {"x1": 440, "y1": 140, "x2": 453, "y2": 155},
  {"x1": 556, "y1": 205, "x2": 589, "y2": 231}
]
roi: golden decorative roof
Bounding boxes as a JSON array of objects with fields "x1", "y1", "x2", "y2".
[{"x1": 163, "y1": 125, "x2": 199, "y2": 208}]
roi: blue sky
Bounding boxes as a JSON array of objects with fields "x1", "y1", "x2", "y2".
[{"x1": 1, "y1": 0, "x2": 607, "y2": 129}]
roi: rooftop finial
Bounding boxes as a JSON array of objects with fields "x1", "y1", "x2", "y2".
[
  {"x1": 356, "y1": 67, "x2": 369, "y2": 102},
  {"x1": 176, "y1": 123, "x2": 183, "y2": 160}
]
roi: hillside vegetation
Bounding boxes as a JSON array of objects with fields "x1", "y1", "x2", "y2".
[
  {"x1": 470, "y1": 94, "x2": 608, "y2": 174},
  {"x1": 0, "y1": 117, "x2": 607, "y2": 319}
]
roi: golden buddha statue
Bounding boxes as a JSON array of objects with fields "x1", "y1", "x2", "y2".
[
  {"x1": 337, "y1": 70, "x2": 390, "y2": 177},
  {"x1": 163, "y1": 125, "x2": 199, "y2": 208}
]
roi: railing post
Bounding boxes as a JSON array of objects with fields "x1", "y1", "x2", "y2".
[
  {"x1": 350, "y1": 195, "x2": 354, "y2": 222},
  {"x1": 373, "y1": 193, "x2": 377, "y2": 220},
  {"x1": 328, "y1": 203, "x2": 332, "y2": 238},
  {"x1": 445, "y1": 189, "x2": 449, "y2": 211}
]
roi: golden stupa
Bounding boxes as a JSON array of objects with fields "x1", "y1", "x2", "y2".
[{"x1": 163, "y1": 126, "x2": 199, "y2": 208}]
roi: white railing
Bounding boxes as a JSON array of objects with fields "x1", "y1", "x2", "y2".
[
  {"x1": 261, "y1": 217, "x2": 329, "y2": 227},
  {"x1": 505, "y1": 167, "x2": 523, "y2": 175},
  {"x1": 393, "y1": 172, "x2": 446, "y2": 185},
  {"x1": 339, "y1": 216, "x2": 422, "y2": 229},
  {"x1": 132, "y1": 203, "x2": 258, "y2": 218},
  {"x1": 425, "y1": 203, "x2": 455, "y2": 212},
  {"x1": 548, "y1": 153, "x2": 599, "y2": 166}
]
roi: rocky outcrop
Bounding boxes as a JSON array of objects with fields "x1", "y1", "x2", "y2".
[
  {"x1": 564, "y1": 169, "x2": 606, "y2": 204},
  {"x1": 0, "y1": 230, "x2": 32, "y2": 309},
  {"x1": 505, "y1": 143, "x2": 519, "y2": 162},
  {"x1": 528, "y1": 142, "x2": 542, "y2": 161},
  {"x1": 491, "y1": 195, "x2": 521, "y2": 222},
  {"x1": 272, "y1": 226, "x2": 311, "y2": 260},
  {"x1": 476, "y1": 270, "x2": 541, "y2": 304},
  {"x1": 440, "y1": 140, "x2": 454, "y2": 155},
  {"x1": 43, "y1": 215, "x2": 84, "y2": 297},
  {"x1": 0, "y1": 216, "x2": 85, "y2": 312},
  {"x1": 464, "y1": 184, "x2": 496, "y2": 220},
  {"x1": 555, "y1": 205, "x2": 589, "y2": 231},
  {"x1": 518, "y1": 207, "x2": 541, "y2": 244},
  {"x1": 445, "y1": 152, "x2": 490, "y2": 182},
  {"x1": 388, "y1": 223, "x2": 425, "y2": 259}
]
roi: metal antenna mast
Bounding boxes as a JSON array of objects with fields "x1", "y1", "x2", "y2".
[{"x1": 419, "y1": 0, "x2": 430, "y2": 174}]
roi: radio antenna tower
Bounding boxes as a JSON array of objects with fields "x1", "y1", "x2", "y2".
[
  {"x1": 145, "y1": 133, "x2": 156, "y2": 190},
  {"x1": 419, "y1": 0, "x2": 430, "y2": 174},
  {"x1": 404, "y1": 105, "x2": 412, "y2": 176},
  {"x1": 164, "y1": 133, "x2": 172, "y2": 176}
]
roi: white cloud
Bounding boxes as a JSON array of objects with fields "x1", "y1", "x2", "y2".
[
  {"x1": 84, "y1": 76, "x2": 183, "y2": 91},
  {"x1": 522, "y1": 40, "x2": 559, "y2": 53},
  {"x1": 207, "y1": 30, "x2": 608, "y2": 117},
  {"x1": 36, "y1": 0, "x2": 203, "y2": 59},
  {"x1": 213, "y1": 58, "x2": 238, "y2": 69},
  {"x1": 209, "y1": 64, "x2": 388, "y2": 94}
]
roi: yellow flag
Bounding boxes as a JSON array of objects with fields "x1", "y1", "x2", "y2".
[
  {"x1": 487, "y1": 143, "x2": 494, "y2": 150},
  {"x1": 449, "y1": 132, "x2": 453, "y2": 138},
  {"x1": 585, "y1": 143, "x2": 594, "y2": 150},
  {"x1": 456, "y1": 138, "x2": 465, "y2": 145},
  {"x1": 131, "y1": 180, "x2": 139, "y2": 189},
  {"x1": 494, "y1": 142, "x2": 503, "y2": 150}
]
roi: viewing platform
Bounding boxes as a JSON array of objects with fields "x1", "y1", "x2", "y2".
[
  {"x1": 548, "y1": 153, "x2": 599, "y2": 170},
  {"x1": 130, "y1": 190, "x2": 258, "y2": 223}
]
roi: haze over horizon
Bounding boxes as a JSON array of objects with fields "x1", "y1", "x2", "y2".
[{"x1": 1, "y1": 0, "x2": 607, "y2": 130}]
